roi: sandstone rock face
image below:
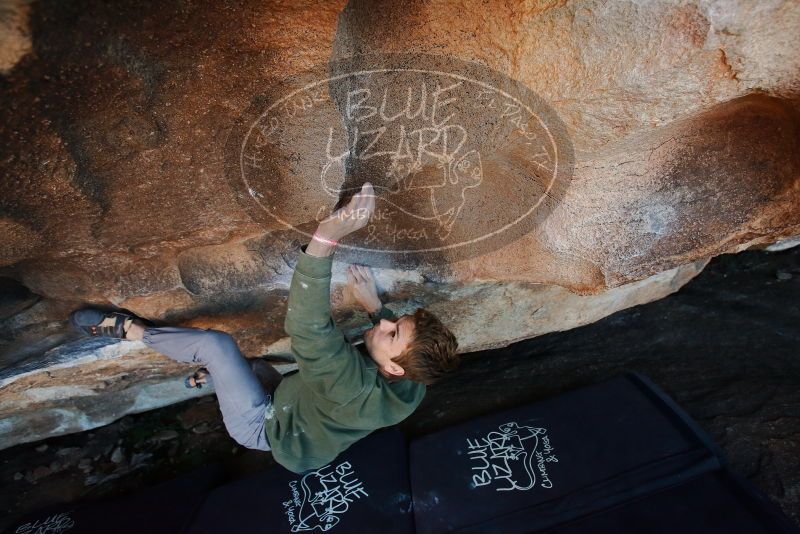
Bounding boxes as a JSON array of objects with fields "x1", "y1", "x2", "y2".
[
  {"x1": 0, "y1": 0, "x2": 31, "y2": 74},
  {"x1": 0, "y1": 259, "x2": 705, "y2": 450},
  {"x1": 0, "y1": 0, "x2": 798, "y2": 445}
]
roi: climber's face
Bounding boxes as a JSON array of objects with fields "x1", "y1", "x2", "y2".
[{"x1": 364, "y1": 315, "x2": 415, "y2": 379}]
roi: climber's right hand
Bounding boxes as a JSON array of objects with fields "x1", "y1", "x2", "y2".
[{"x1": 316, "y1": 182, "x2": 375, "y2": 241}]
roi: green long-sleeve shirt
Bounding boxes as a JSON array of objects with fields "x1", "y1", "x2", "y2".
[{"x1": 264, "y1": 244, "x2": 426, "y2": 473}]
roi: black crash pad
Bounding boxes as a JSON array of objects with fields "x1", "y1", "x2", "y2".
[
  {"x1": 185, "y1": 427, "x2": 415, "y2": 534},
  {"x1": 409, "y1": 373, "x2": 726, "y2": 533},
  {"x1": 544, "y1": 469, "x2": 799, "y2": 534},
  {"x1": 9, "y1": 373, "x2": 797, "y2": 534},
  {"x1": 7, "y1": 462, "x2": 224, "y2": 534}
]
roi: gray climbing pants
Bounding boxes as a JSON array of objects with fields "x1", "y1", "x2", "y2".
[{"x1": 142, "y1": 326, "x2": 282, "y2": 452}]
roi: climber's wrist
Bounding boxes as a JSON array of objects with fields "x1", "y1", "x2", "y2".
[
  {"x1": 311, "y1": 231, "x2": 338, "y2": 246},
  {"x1": 306, "y1": 227, "x2": 338, "y2": 257}
]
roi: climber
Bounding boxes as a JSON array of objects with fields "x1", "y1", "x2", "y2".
[{"x1": 69, "y1": 182, "x2": 459, "y2": 474}]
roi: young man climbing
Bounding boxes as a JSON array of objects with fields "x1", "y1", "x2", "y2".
[{"x1": 70, "y1": 182, "x2": 459, "y2": 474}]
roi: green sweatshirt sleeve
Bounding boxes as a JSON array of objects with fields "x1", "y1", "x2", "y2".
[{"x1": 283, "y1": 244, "x2": 370, "y2": 403}]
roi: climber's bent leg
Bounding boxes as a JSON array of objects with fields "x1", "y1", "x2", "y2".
[{"x1": 142, "y1": 326, "x2": 272, "y2": 451}]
